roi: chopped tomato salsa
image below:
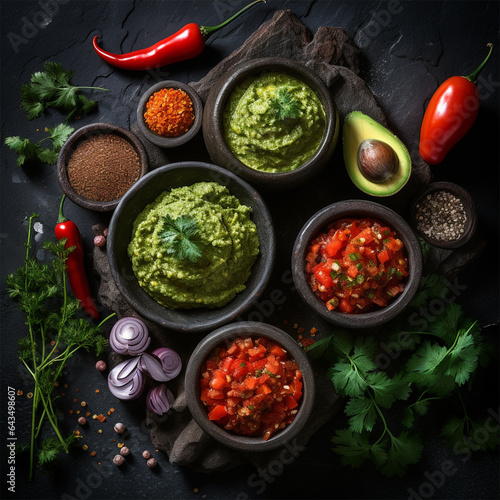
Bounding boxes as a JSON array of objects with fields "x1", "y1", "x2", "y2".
[
  {"x1": 200, "y1": 337, "x2": 303, "y2": 440},
  {"x1": 305, "y1": 218, "x2": 408, "y2": 313}
]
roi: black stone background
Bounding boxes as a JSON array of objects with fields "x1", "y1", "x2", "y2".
[{"x1": 1, "y1": 1, "x2": 499, "y2": 499}]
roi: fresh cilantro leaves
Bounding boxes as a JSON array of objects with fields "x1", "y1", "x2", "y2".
[
  {"x1": 21, "y1": 61, "x2": 109, "y2": 121},
  {"x1": 306, "y1": 276, "x2": 496, "y2": 478},
  {"x1": 159, "y1": 214, "x2": 204, "y2": 263},
  {"x1": 5, "y1": 123, "x2": 74, "y2": 166}
]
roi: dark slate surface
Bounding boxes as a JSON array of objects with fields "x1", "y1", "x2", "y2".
[{"x1": 1, "y1": 2, "x2": 499, "y2": 499}]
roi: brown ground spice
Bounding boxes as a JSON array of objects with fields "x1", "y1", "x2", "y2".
[{"x1": 67, "y1": 133, "x2": 141, "y2": 202}]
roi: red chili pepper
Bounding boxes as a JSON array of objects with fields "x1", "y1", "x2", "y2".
[
  {"x1": 419, "y1": 43, "x2": 493, "y2": 165},
  {"x1": 55, "y1": 195, "x2": 99, "y2": 319},
  {"x1": 92, "y1": 0, "x2": 265, "y2": 71}
]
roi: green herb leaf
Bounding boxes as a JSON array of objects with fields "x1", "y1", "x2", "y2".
[
  {"x1": 269, "y1": 87, "x2": 301, "y2": 121},
  {"x1": 20, "y1": 61, "x2": 109, "y2": 121},
  {"x1": 159, "y1": 214, "x2": 204, "y2": 263}
]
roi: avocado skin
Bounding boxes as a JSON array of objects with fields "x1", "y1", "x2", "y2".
[{"x1": 343, "y1": 111, "x2": 411, "y2": 197}]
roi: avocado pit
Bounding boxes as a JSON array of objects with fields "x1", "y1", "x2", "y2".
[{"x1": 357, "y1": 139, "x2": 399, "y2": 183}]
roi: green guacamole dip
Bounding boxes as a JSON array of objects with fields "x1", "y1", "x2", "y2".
[
  {"x1": 223, "y1": 71, "x2": 326, "y2": 173},
  {"x1": 128, "y1": 182, "x2": 260, "y2": 309}
]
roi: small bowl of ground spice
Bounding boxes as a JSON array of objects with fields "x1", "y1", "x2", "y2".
[
  {"x1": 411, "y1": 181, "x2": 477, "y2": 249},
  {"x1": 136, "y1": 80, "x2": 203, "y2": 148},
  {"x1": 57, "y1": 123, "x2": 149, "y2": 212}
]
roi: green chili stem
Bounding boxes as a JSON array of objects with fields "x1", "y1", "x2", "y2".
[
  {"x1": 200, "y1": 0, "x2": 265, "y2": 37},
  {"x1": 466, "y1": 43, "x2": 493, "y2": 83}
]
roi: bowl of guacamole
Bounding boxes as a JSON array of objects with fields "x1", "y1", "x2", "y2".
[
  {"x1": 203, "y1": 57, "x2": 339, "y2": 191},
  {"x1": 108, "y1": 162, "x2": 276, "y2": 333}
]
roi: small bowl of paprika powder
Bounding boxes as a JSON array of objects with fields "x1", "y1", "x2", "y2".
[
  {"x1": 136, "y1": 80, "x2": 203, "y2": 148},
  {"x1": 57, "y1": 122, "x2": 149, "y2": 212},
  {"x1": 185, "y1": 321, "x2": 315, "y2": 452}
]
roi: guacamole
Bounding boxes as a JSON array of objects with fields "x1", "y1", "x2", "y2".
[
  {"x1": 223, "y1": 71, "x2": 326, "y2": 173},
  {"x1": 128, "y1": 182, "x2": 260, "y2": 309}
]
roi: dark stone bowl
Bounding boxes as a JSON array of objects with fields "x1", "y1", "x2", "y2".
[
  {"x1": 202, "y1": 57, "x2": 339, "y2": 191},
  {"x1": 292, "y1": 199, "x2": 423, "y2": 329},
  {"x1": 185, "y1": 321, "x2": 315, "y2": 452},
  {"x1": 136, "y1": 80, "x2": 203, "y2": 148},
  {"x1": 57, "y1": 122, "x2": 149, "y2": 212},
  {"x1": 410, "y1": 181, "x2": 477, "y2": 250},
  {"x1": 107, "y1": 162, "x2": 276, "y2": 333}
]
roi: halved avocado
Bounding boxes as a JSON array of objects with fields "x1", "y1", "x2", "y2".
[{"x1": 343, "y1": 111, "x2": 411, "y2": 197}]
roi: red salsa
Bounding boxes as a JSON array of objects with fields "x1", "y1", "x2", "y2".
[
  {"x1": 305, "y1": 218, "x2": 408, "y2": 313},
  {"x1": 200, "y1": 337, "x2": 303, "y2": 440}
]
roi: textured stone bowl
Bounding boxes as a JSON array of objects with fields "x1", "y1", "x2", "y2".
[
  {"x1": 292, "y1": 200, "x2": 422, "y2": 329},
  {"x1": 410, "y1": 181, "x2": 477, "y2": 250},
  {"x1": 107, "y1": 162, "x2": 276, "y2": 333},
  {"x1": 202, "y1": 57, "x2": 339, "y2": 191},
  {"x1": 185, "y1": 321, "x2": 315, "y2": 452},
  {"x1": 137, "y1": 80, "x2": 203, "y2": 148},
  {"x1": 57, "y1": 122, "x2": 149, "y2": 212}
]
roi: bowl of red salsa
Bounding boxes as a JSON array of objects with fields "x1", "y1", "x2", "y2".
[
  {"x1": 292, "y1": 200, "x2": 422, "y2": 329},
  {"x1": 185, "y1": 322, "x2": 315, "y2": 451}
]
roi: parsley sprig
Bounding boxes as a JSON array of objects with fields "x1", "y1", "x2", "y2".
[
  {"x1": 307, "y1": 274, "x2": 497, "y2": 477},
  {"x1": 6, "y1": 214, "x2": 114, "y2": 480},
  {"x1": 4, "y1": 123, "x2": 73, "y2": 166},
  {"x1": 159, "y1": 214, "x2": 204, "y2": 263},
  {"x1": 269, "y1": 87, "x2": 301, "y2": 121},
  {"x1": 21, "y1": 62, "x2": 109, "y2": 121}
]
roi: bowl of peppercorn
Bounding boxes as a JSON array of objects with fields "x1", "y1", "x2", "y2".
[
  {"x1": 292, "y1": 199, "x2": 423, "y2": 329},
  {"x1": 202, "y1": 57, "x2": 339, "y2": 191},
  {"x1": 185, "y1": 321, "x2": 315, "y2": 452},
  {"x1": 136, "y1": 80, "x2": 203, "y2": 148},
  {"x1": 57, "y1": 122, "x2": 149, "y2": 212},
  {"x1": 410, "y1": 181, "x2": 477, "y2": 249}
]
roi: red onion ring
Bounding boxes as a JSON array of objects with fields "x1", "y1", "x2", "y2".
[
  {"x1": 108, "y1": 358, "x2": 145, "y2": 400},
  {"x1": 109, "y1": 317, "x2": 151, "y2": 356},
  {"x1": 151, "y1": 347, "x2": 182, "y2": 380},
  {"x1": 146, "y1": 384, "x2": 175, "y2": 416},
  {"x1": 139, "y1": 353, "x2": 172, "y2": 382}
]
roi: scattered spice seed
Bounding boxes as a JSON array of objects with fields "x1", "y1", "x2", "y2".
[
  {"x1": 78, "y1": 416, "x2": 87, "y2": 426},
  {"x1": 17, "y1": 390, "x2": 23, "y2": 396},
  {"x1": 27, "y1": 392, "x2": 33, "y2": 398},
  {"x1": 80, "y1": 401, "x2": 87, "y2": 407},
  {"x1": 67, "y1": 133, "x2": 141, "y2": 202},
  {"x1": 415, "y1": 190, "x2": 467, "y2": 242},
  {"x1": 90, "y1": 451, "x2": 96, "y2": 457},
  {"x1": 114, "y1": 423, "x2": 126, "y2": 434},
  {"x1": 120, "y1": 446, "x2": 130, "y2": 457},
  {"x1": 82, "y1": 445, "x2": 88, "y2": 451},
  {"x1": 94, "y1": 235, "x2": 106, "y2": 247},
  {"x1": 146, "y1": 457, "x2": 157, "y2": 468},
  {"x1": 95, "y1": 389, "x2": 100, "y2": 393},
  {"x1": 113, "y1": 455, "x2": 125, "y2": 466},
  {"x1": 144, "y1": 88, "x2": 195, "y2": 138},
  {"x1": 142, "y1": 450, "x2": 151, "y2": 459},
  {"x1": 95, "y1": 360, "x2": 107, "y2": 372}
]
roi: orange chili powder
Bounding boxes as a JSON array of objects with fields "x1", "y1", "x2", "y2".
[{"x1": 144, "y1": 88, "x2": 195, "y2": 138}]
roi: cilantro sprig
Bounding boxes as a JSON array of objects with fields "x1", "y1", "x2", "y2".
[
  {"x1": 306, "y1": 275, "x2": 497, "y2": 477},
  {"x1": 6, "y1": 215, "x2": 114, "y2": 480},
  {"x1": 159, "y1": 214, "x2": 204, "y2": 263},
  {"x1": 4, "y1": 123, "x2": 73, "y2": 166},
  {"x1": 21, "y1": 61, "x2": 109, "y2": 121}
]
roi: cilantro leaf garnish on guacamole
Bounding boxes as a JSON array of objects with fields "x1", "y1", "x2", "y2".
[{"x1": 160, "y1": 214, "x2": 204, "y2": 263}]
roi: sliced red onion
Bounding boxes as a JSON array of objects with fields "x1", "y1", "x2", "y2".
[
  {"x1": 108, "y1": 358, "x2": 145, "y2": 400},
  {"x1": 151, "y1": 347, "x2": 182, "y2": 380},
  {"x1": 109, "y1": 317, "x2": 151, "y2": 356},
  {"x1": 139, "y1": 353, "x2": 172, "y2": 382},
  {"x1": 146, "y1": 384, "x2": 175, "y2": 416}
]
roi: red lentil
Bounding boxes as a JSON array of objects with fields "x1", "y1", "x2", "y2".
[{"x1": 144, "y1": 88, "x2": 195, "y2": 137}]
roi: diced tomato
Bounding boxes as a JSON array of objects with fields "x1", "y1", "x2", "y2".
[
  {"x1": 339, "y1": 298, "x2": 354, "y2": 313},
  {"x1": 312, "y1": 262, "x2": 333, "y2": 288},
  {"x1": 377, "y1": 249, "x2": 390, "y2": 264},
  {"x1": 347, "y1": 265, "x2": 358, "y2": 278},
  {"x1": 325, "y1": 237, "x2": 343, "y2": 257},
  {"x1": 256, "y1": 383, "x2": 272, "y2": 395},
  {"x1": 208, "y1": 405, "x2": 228, "y2": 421},
  {"x1": 285, "y1": 395, "x2": 298, "y2": 409},
  {"x1": 209, "y1": 371, "x2": 227, "y2": 390}
]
